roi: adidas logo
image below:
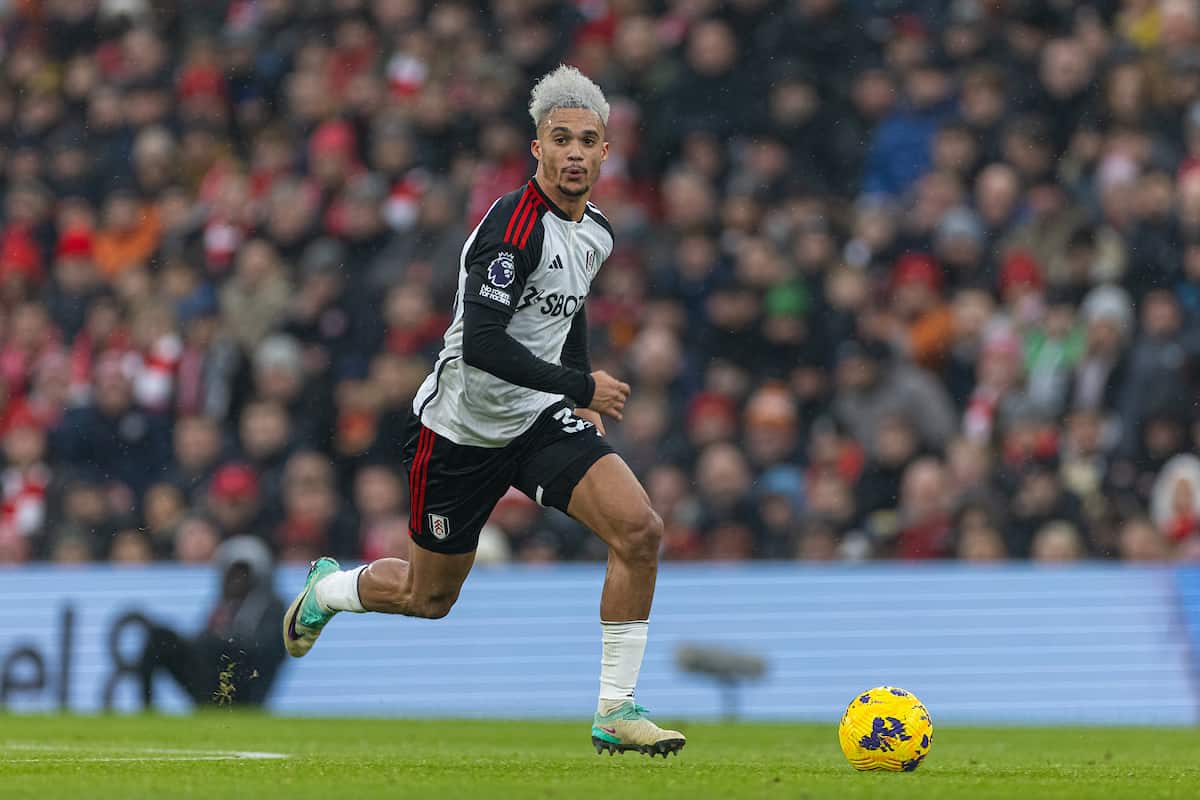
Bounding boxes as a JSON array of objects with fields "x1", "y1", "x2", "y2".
[{"x1": 549, "y1": 255, "x2": 564, "y2": 270}]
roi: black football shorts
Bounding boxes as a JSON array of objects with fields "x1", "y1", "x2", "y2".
[{"x1": 401, "y1": 400, "x2": 616, "y2": 554}]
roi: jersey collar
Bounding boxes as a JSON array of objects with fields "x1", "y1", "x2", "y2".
[{"x1": 529, "y1": 177, "x2": 579, "y2": 222}]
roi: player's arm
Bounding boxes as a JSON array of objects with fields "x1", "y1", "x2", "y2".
[
  {"x1": 462, "y1": 301, "x2": 596, "y2": 405},
  {"x1": 461, "y1": 214, "x2": 628, "y2": 419},
  {"x1": 459, "y1": 222, "x2": 598, "y2": 402},
  {"x1": 462, "y1": 279, "x2": 628, "y2": 420},
  {"x1": 559, "y1": 304, "x2": 605, "y2": 434}
]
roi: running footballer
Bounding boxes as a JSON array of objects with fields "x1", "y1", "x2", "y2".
[{"x1": 283, "y1": 66, "x2": 685, "y2": 758}]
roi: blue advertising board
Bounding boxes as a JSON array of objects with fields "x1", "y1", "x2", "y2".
[{"x1": 2, "y1": 563, "x2": 1198, "y2": 724}]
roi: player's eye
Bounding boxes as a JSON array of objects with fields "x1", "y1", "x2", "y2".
[{"x1": 554, "y1": 137, "x2": 568, "y2": 145}]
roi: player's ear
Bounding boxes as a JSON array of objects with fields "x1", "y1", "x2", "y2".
[
  {"x1": 601, "y1": 141, "x2": 609, "y2": 162},
  {"x1": 531, "y1": 138, "x2": 541, "y2": 160}
]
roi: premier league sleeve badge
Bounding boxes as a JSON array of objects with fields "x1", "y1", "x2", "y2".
[{"x1": 487, "y1": 252, "x2": 516, "y2": 288}]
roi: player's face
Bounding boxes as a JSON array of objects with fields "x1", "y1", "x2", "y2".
[{"x1": 532, "y1": 108, "x2": 608, "y2": 198}]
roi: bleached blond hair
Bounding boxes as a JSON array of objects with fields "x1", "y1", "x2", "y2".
[{"x1": 528, "y1": 65, "x2": 610, "y2": 130}]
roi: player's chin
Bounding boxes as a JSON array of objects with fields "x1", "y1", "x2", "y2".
[{"x1": 557, "y1": 180, "x2": 591, "y2": 198}]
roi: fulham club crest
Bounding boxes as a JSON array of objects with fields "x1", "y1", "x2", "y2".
[
  {"x1": 428, "y1": 513, "x2": 451, "y2": 540},
  {"x1": 585, "y1": 250, "x2": 597, "y2": 276}
]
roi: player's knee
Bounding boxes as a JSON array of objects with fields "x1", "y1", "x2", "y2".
[
  {"x1": 615, "y1": 506, "x2": 663, "y2": 564},
  {"x1": 413, "y1": 591, "x2": 458, "y2": 619},
  {"x1": 422, "y1": 598, "x2": 455, "y2": 619}
]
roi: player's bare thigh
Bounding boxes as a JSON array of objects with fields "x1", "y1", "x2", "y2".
[
  {"x1": 566, "y1": 453, "x2": 661, "y2": 556},
  {"x1": 358, "y1": 546, "x2": 475, "y2": 618}
]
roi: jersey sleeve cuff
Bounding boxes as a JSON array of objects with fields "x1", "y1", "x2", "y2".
[{"x1": 572, "y1": 372, "x2": 595, "y2": 408}]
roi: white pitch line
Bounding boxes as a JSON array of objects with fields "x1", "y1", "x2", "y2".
[{"x1": 1, "y1": 742, "x2": 287, "y2": 762}]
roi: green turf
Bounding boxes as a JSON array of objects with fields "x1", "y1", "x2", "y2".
[{"x1": 2, "y1": 714, "x2": 1199, "y2": 799}]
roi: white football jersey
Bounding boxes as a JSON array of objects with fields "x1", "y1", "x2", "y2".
[{"x1": 413, "y1": 179, "x2": 614, "y2": 447}]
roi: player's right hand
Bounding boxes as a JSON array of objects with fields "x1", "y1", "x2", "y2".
[{"x1": 588, "y1": 370, "x2": 630, "y2": 421}]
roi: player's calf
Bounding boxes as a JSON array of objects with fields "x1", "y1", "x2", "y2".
[
  {"x1": 354, "y1": 552, "x2": 473, "y2": 618},
  {"x1": 367, "y1": 587, "x2": 458, "y2": 618}
]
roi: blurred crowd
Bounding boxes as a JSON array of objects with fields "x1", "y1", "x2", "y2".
[{"x1": 4, "y1": 0, "x2": 1200, "y2": 565}]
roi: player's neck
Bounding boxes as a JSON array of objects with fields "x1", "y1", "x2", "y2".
[{"x1": 533, "y1": 175, "x2": 588, "y2": 222}]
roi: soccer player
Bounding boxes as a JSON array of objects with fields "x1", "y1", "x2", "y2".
[{"x1": 283, "y1": 66, "x2": 685, "y2": 758}]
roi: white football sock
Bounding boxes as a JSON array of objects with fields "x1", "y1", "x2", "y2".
[
  {"x1": 598, "y1": 619, "x2": 648, "y2": 713},
  {"x1": 314, "y1": 566, "x2": 367, "y2": 613}
]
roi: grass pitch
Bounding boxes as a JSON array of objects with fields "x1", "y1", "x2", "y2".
[{"x1": 2, "y1": 714, "x2": 1199, "y2": 799}]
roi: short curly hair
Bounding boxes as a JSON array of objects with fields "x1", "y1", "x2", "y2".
[{"x1": 527, "y1": 65, "x2": 610, "y2": 130}]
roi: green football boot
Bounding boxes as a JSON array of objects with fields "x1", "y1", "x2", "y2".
[
  {"x1": 283, "y1": 557, "x2": 340, "y2": 658},
  {"x1": 591, "y1": 701, "x2": 686, "y2": 758}
]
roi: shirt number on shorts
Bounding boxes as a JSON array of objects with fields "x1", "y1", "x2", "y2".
[{"x1": 553, "y1": 407, "x2": 594, "y2": 434}]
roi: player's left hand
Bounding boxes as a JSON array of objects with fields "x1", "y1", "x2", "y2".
[{"x1": 588, "y1": 370, "x2": 630, "y2": 421}]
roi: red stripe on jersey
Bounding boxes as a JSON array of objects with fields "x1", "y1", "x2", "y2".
[
  {"x1": 503, "y1": 186, "x2": 534, "y2": 244},
  {"x1": 409, "y1": 427, "x2": 433, "y2": 536},
  {"x1": 510, "y1": 193, "x2": 542, "y2": 250},
  {"x1": 516, "y1": 196, "x2": 545, "y2": 249}
]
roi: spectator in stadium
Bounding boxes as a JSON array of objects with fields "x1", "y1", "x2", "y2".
[
  {"x1": 252, "y1": 334, "x2": 332, "y2": 451},
  {"x1": 285, "y1": 237, "x2": 378, "y2": 379},
  {"x1": 1118, "y1": 290, "x2": 1195, "y2": 453},
  {"x1": 1069, "y1": 286, "x2": 1134, "y2": 419},
  {"x1": 219, "y1": 238, "x2": 294, "y2": 353},
  {"x1": 1006, "y1": 459, "x2": 1086, "y2": 558},
  {"x1": 142, "y1": 481, "x2": 187, "y2": 559},
  {"x1": 890, "y1": 457, "x2": 954, "y2": 559},
  {"x1": 174, "y1": 281, "x2": 238, "y2": 420},
  {"x1": 0, "y1": 404, "x2": 50, "y2": 554},
  {"x1": 206, "y1": 462, "x2": 264, "y2": 541},
  {"x1": 1118, "y1": 516, "x2": 1171, "y2": 562},
  {"x1": 110, "y1": 527, "x2": 153, "y2": 563},
  {"x1": 963, "y1": 324, "x2": 1027, "y2": 443},
  {"x1": 833, "y1": 338, "x2": 956, "y2": 458},
  {"x1": 742, "y1": 385, "x2": 801, "y2": 471},
  {"x1": 49, "y1": 353, "x2": 171, "y2": 500},
  {"x1": 275, "y1": 450, "x2": 357, "y2": 561},
  {"x1": 368, "y1": 180, "x2": 466, "y2": 302},
  {"x1": 354, "y1": 462, "x2": 408, "y2": 562},
  {"x1": 1151, "y1": 453, "x2": 1200, "y2": 549},
  {"x1": 795, "y1": 516, "x2": 841, "y2": 562},
  {"x1": 93, "y1": 187, "x2": 161, "y2": 279},
  {"x1": 238, "y1": 399, "x2": 294, "y2": 514},
  {"x1": 694, "y1": 442, "x2": 754, "y2": 548},
  {"x1": 863, "y1": 58, "x2": 954, "y2": 197},
  {"x1": 748, "y1": 463, "x2": 799, "y2": 548},
  {"x1": 379, "y1": 282, "x2": 449, "y2": 362},
  {"x1": 855, "y1": 413, "x2": 921, "y2": 530},
  {"x1": 1030, "y1": 520, "x2": 1087, "y2": 563},
  {"x1": 166, "y1": 415, "x2": 225, "y2": 504},
  {"x1": 138, "y1": 535, "x2": 286, "y2": 708},
  {"x1": 888, "y1": 252, "x2": 954, "y2": 371},
  {"x1": 174, "y1": 514, "x2": 221, "y2": 564},
  {"x1": 953, "y1": 500, "x2": 1009, "y2": 562},
  {"x1": 1024, "y1": 287, "x2": 1084, "y2": 418}
]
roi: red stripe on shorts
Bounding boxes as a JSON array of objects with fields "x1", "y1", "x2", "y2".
[{"x1": 409, "y1": 427, "x2": 433, "y2": 536}]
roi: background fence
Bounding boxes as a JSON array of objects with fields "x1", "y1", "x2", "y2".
[{"x1": 4, "y1": 564, "x2": 1200, "y2": 724}]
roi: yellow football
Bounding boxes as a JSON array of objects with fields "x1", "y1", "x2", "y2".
[{"x1": 837, "y1": 686, "x2": 933, "y2": 772}]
